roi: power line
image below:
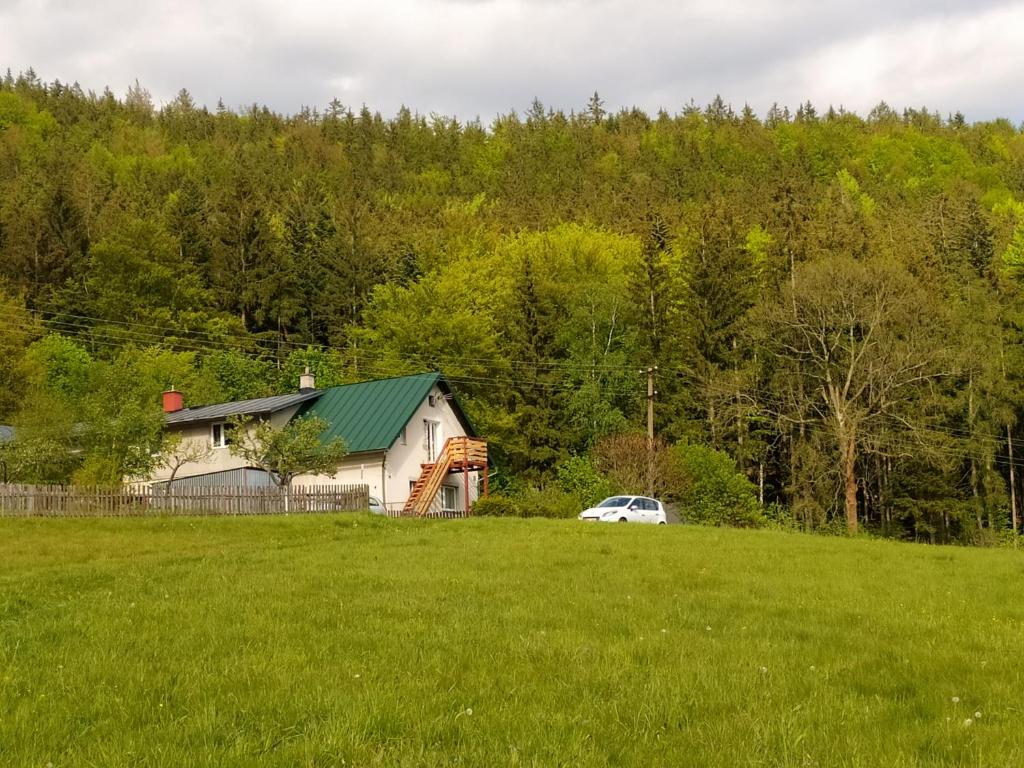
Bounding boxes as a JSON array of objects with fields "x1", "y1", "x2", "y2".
[
  {"x1": 0, "y1": 311, "x2": 999, "y2": 425},
  {"x1": 3, "y1": 302, "x2": 762, "y2": 403},
  {"x1": 0, "y1": 313, "x2": 651, "y2": 401},
  {"x1": 4, "y1": 307, "x2": 1024, "y2": 466},
  {"x1": 22, "y1": 296, "x2": 640, "y2": 374},
  {"x1": 3, "y1": 300, "x2": 675, "y2": 389}
]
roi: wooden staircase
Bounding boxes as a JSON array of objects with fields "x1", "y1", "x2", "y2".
[{"x1": 403, "y1": 437, "x2": 488, "y2": 516}]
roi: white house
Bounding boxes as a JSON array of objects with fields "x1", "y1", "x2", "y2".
[{"x1": 149, "y1": 372, "x2": 488, "y2": 515}]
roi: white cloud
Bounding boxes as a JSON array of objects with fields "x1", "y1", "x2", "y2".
[
  {"x1": 0, "y1": 0, "x2": 1021, "y2": 122},
  {"x1": 794, "y1": 3, "x2": 1024, "y2": 118}
]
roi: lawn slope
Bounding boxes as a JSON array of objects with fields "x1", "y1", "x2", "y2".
[{"x1": 1, "y1": 516, "x2": 1023, "y2": 767}]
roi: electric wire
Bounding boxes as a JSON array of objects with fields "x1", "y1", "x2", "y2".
[{"x1": 4, "y1": 305, "x2": 1024, "y2": 470}]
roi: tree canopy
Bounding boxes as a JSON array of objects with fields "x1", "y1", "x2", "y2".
[{"x1": 228, "y1": 415, "x2": 347, "y2": 488}]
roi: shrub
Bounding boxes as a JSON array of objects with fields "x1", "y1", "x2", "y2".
[
  {"x1": 673, "y1": 443, "x2": 764, "y2": 528},
  {"x1": 514, "y1": 487, "x2": 580, "y2": 519},
  {"x1": 556, "y1": 454, "x2": 613, "y2": 508},
  {"x1": 472, "y1": 494, "x2": 520, "y2": 518},
  {"x1": 473, "y1": 489, "x2": 579, "y2": 519},
  {"x1": 592, "y1": 432, "x2": 684, "y2": 499},
  {"x1": 761, "y1": 502, "x2": 797, "y2": 530}
]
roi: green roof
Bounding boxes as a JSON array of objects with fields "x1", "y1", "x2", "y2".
[{"x1": 298, "y1": 372, "x2": 472, "y2": 454}]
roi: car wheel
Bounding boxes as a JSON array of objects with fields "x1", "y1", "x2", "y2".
[
  {"x1": 658, "y1": 521, "x2": 666, "y2": 525},
  {"x1": 618, "y1": 517, "x2": 628, "y2": 523}
]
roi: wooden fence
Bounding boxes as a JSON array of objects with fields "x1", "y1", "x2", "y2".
[{"x1": 0, "y1": 483, "x2": 370, "y2": 518}]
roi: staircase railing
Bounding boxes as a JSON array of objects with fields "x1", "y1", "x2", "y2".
[{"x1": 402, "y1": 437, "x2": 487, "y2": 516}]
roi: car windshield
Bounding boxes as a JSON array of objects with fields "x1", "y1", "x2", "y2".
[{"x1": 597, "y1": 496, "x2": 633, "y2": 508}]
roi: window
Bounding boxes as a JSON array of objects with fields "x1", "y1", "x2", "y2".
[
  {"x1": 598, "y1": 496, "x2": 632, "y2": 508},
  {"x1": 428, "y1": 394, "x2": 437, "y2": 407},
  {"x1": 400, "y1": 426, "x2": 407, "y2": 446},
  {"x1": 211, "y1": 422, "x2": 234, "y2": 448},
  {"x1": 441, "y1": 486, "x2": 458, "y2": 512},
  {"x1": 423, "y1": 419, "x2": 440, "y2": 461}
]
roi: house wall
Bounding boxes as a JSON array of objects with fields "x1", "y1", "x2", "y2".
[
  {"x1": 382, "y1": 384, "x2": 479, "y2": 511},
  {"x1": 294, "y1": 452, "x2": 387, "y2": 497},
  {"x1": 292, "y1": 383, "x2": 479, "y2": 511},
  {"x1": 147, "y1": 404, "x2": 305, "y2": 485}
]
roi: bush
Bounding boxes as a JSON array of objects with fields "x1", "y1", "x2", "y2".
[
  {"x1": 474, "y1": 489, "x2": 579, "y2": 519},
  {"x1": 556, "y1": 454, "x2": 613, "y2": 508},
  {"x1": 472, "y1": 494, "x2": 520, "y2": 518},
  {"x1": 592, "y1": 432, "x2": 684, "y2": 499},
  {"x1": 514, "y1": 487, "x2": 581, "y2": 519},
  {"x1": 760, "y1": 502, "x2": 798, "y2": 530},
  {"x1": 673, "y1": 443, "x2": 764, "y2": 528}
]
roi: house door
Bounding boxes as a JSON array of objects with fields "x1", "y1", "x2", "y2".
[{"x1": 424, "y1": 419, "x2": 440, "y2": 462}]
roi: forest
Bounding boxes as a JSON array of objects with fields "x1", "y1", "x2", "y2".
[{"x1": 2, "y1": 68, "x2": 1024, "y2": 544}]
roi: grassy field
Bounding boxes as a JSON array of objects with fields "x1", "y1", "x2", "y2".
[{"x1": 2, "y1": 516, "x2": 1024, "y2": 767}]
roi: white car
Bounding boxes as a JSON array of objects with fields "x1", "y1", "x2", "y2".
[
  {"x1": 579, "y1": 495, "x2": 667, "y2": 524},
  {"x1": 368, "y1": 496, "x2": 387, "y2": 515}
]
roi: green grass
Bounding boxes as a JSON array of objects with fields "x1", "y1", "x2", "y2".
[{"x1": 2, "y1": 516, "x2": 1024, "y2": 767}]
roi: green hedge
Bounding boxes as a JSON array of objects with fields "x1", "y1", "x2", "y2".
[
  {"x1": 474, "y1": 489, "x2": 580, "y2": 519},
  {"x1": 472, "y1": 495, "x2": 520, "y2": 517}
]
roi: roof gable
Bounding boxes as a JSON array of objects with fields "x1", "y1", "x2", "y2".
[{"x1": 298, "y1": 372, "x2": 474, "y2": 454}]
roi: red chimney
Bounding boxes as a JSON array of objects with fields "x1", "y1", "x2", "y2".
[{"x1": 162, "y1": 390, "x2": 184, "y2": 413}]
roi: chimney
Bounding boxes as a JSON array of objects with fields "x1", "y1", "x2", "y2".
[
  {"x1": 299, "y1": 366, "x2": 316, "y2": 393},
  {"x1": 162, "y1": 389, "x2": 184, "y2": 413}
]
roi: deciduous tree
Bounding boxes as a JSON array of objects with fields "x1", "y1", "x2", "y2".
[
  {"x1": 758, "y1": 256, "x2": 950, "y2": 533},
  {"x1": 229, "y1": 415, "x2": 347, "y2": 488}
]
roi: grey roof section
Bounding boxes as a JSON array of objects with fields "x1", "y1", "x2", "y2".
[
  {"x1": 0, "y1": 425, "x2": 13, "y2": 442},
  {"x1": 151, "y1": 467, "x2": 277, "y2": 490},
  {"x1": 165, "y1": 391, "x2": 322, "y2": 425}
]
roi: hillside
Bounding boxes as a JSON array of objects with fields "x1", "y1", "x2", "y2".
[{"x1": 3, "y1": 73, "x2": 1024, "y2": 540}]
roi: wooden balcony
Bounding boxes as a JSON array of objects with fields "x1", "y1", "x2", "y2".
[{"x1": 445, "y1": 436, "x2": 488, "y2": 472}]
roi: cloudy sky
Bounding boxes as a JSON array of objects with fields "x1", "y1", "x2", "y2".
[{"x1": 2, "y1": 0, "x2": 1023, "y2": 123}]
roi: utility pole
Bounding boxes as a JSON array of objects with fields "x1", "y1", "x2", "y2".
[
  {"x1": 646, "y1": 366, "x2": 657, "y2": 496},
  {"x1": 1008, "y1": 423, "x2": 1018, "y2": 542}
]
